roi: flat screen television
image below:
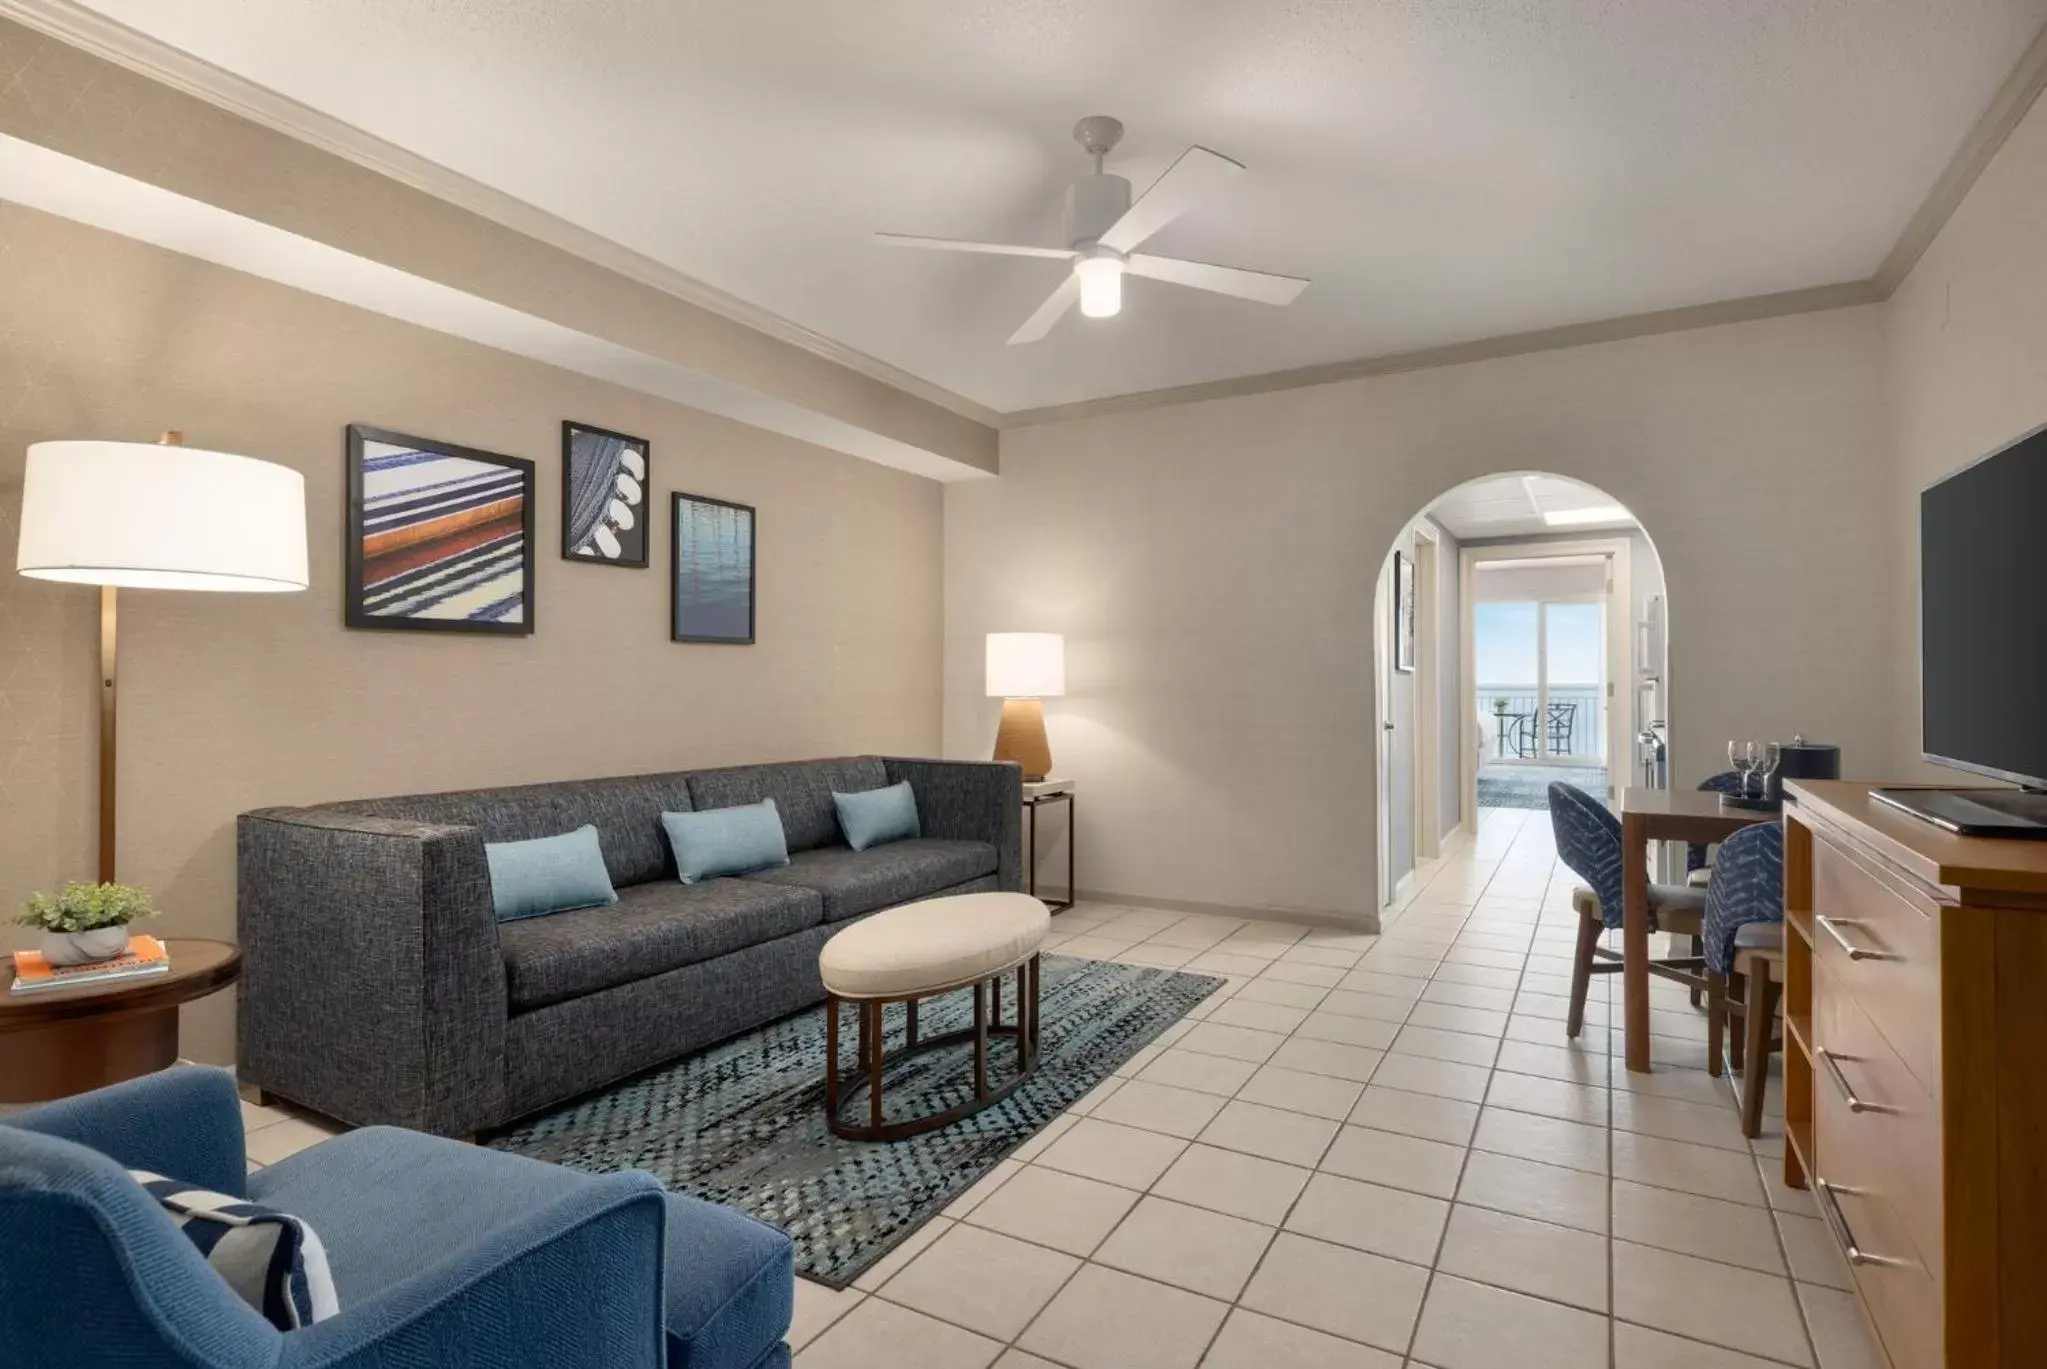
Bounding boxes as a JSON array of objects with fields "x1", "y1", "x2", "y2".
[{"x1": 1879, "y1": 422, "x2": 2047, "y2": 834}]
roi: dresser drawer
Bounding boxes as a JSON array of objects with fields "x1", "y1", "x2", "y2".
[
  {"x1": 1811, "y1": 837, "x2": 1941, "y2": 1096},
  {"x1": 1812, "y1": 959, "x2": 1945, "y2": 1282}
]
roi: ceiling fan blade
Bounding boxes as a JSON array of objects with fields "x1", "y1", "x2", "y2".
[
  {"x1": 1125, "y1": 252, "x2": 1309, "y2": 305},
  {"x1": 1007, "y1": 274, "x2": 1080, "y2": 345},
  {"x1": 1097, "y1": 146, "x2": 1243, "y2": 253},
  {"x1": 874, "y1": 232, "x2": 1077, "y2": 260}
]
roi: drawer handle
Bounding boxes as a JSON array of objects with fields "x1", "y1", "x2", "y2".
[
  {"x1": 1815, "y1": 1047, "x2": 1899, "y2": 1114},
  {"x1": 1815, "y1": 914, "x2": 1896, "y2": 962},
  {"x1": 1814, "y1": 1177, "x2": 1912, "y2": 1269}
]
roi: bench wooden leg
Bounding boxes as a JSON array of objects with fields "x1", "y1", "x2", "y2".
[
  {"x1": 973, "y1": 979, "x2": 989, "y2": 1099},
  {"x1": 826, "y1": 995, "x2": 840, "y2": 1121},
  {"x1": 865, "y1": 1001, "x2": 885, "y2": 1131}
]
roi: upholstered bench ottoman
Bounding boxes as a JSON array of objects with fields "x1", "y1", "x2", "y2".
[{"x1": 819, "y1": 891, "x2": 1049, "y2": 1141}]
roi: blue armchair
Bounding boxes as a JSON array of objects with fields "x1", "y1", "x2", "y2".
[{"x1": 0, "y1": 1067, "x2": 793, "y2": 1369}]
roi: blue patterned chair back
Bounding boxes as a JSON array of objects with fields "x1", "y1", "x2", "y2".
[
  {"x1": 1690, "y1": 771, "x2": 1746, "y2": 871},
  {"x1": 1548, "y1": 782, "x2": 1625, "y2": 928},
  {"x1": 1702, "y1": 821, "x2": 1785, "y2": 974}
]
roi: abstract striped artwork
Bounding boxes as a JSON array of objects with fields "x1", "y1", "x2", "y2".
[{"x1": 345, "y1": 425, "x2": 535, "y2": 635}]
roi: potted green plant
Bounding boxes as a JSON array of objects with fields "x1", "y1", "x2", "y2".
[{"x1": 16, "y1": 882, "x2": 156, "y2": 966}]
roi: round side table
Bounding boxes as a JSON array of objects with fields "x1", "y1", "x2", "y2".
[{"x1": 0, "y1": 937, "x2": 241, "y2": 1104}]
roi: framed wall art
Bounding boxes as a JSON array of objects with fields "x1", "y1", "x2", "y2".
[
  {"x1": 345, "y1": 424, "x2": 535, "y2": 634},
  {"x1": 561, "y1": 420, "x2": 649, "y2": 567},
  {"x1": 670, "y1": 492, "x2": 755, "y2": 645}
]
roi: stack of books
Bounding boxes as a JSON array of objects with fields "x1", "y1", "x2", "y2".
[{"x1": 10, "y1": 934, "x2": 171, "y2": 994}]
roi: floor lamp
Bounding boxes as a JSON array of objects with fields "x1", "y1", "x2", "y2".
[{"x1": 15, "y1": 432, "x2": 309, "y2": 881}]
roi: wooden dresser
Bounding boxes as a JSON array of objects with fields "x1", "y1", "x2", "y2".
[{"x1": 1782, "y1": 781, "x2": 2047, "y2": 1369}]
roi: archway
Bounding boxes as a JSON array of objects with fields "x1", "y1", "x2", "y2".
[{"x1": 1373, "y1": 472, "x2": 1670, "y2": 908}]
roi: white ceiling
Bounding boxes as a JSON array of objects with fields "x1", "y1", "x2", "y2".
[
  {"x1": 67, "y1": 0, "x2": 2047, "y2": 414},
  {"x1": 1428, "y1": 474, "x2": 1637, "y2": 540}
]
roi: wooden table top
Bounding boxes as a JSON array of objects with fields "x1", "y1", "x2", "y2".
[
  {"x1": 1619, "y1": 786, "x2": 1777, "y2": 844},
  {"x1": 0, "y1": 937, "x2": 240, "y2": 1028}
]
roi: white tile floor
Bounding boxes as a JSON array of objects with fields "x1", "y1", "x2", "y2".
[
  {"x1": 790, "y1": 807, "x2": 1889, "y2": 1369},
  {"x1": 240, "y1": 808, "x2": 1889, "y2": 1369}
]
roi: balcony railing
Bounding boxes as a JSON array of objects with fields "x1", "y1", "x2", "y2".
[{"x1": 1477, "y1": 684, "x2": 1602, "y2": 760}]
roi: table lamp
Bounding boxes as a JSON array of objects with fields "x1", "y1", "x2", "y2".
[
  {"x1": 15, "y1": 432, "x2": 309, "y2": 881},
  {"x1": 985, "y1": 632, "x2": 1064, "y2": 782}
]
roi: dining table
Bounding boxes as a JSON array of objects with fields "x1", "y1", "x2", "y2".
[{"x1": 1617, "y1": 786, "x2": 1778, "y2": 1073}]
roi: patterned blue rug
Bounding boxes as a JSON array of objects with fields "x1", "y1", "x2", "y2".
[{"x1": 485, "y1": 954, "x2": 1221, "y2": 1287}]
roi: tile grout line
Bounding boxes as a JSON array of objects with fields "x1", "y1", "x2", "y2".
[{"x1": 815, "y1": 812, "x2": 1823, "y2": 1368}]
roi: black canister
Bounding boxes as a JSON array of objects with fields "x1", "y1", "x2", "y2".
[{"x1": 1769, "y1": 736, "x2": 1841, "y2": 804}]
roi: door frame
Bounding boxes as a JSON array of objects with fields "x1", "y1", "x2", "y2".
[
  {"x1": 1412, "y1": 523, "x2": 1441, "y2": 862},
  {"x1": 1458, "y1": 537, "x2": 1633, "y2": 831}
]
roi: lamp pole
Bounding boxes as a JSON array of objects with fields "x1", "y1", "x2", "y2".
[{"x1": 95, "y1": 428, "x2": 185, "y2": 882}]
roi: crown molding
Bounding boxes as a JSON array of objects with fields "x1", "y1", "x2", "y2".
[
  {"x1": 5, "y1": 0, "x2": 2041, "y2": 434},
  {"x1": 1000, "y1": 281, "x2": 1883, "y2": 428},
  {"x1": 0, "y1": 0, "x2": 1002, "y2": 431},
  {"x1": 1873, "y1": 17, "x2": 2047, "y2": 296}
]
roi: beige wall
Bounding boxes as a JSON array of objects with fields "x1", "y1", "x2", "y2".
[
  {"x1": 0, "y1": 202, "x2": 945, "y2": 1063},
  {"x1": 946, "y1": 305, "x2": 1894, "y2": 921},
  {"x1": 0, "y1": 18, "x2": 999, "y2": 475},
  {"x1": 1885, "y1": 87, "x2": 2047, "y2": 778}
]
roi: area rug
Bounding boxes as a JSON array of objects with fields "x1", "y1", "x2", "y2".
[{"x1": 485, "y1": 954, "x2": 1221, "y2": 1287}]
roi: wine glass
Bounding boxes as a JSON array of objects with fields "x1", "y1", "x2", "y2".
[
  {"x1": 1728, "y1": 740, "x2": 1758, "y2": 798},
  {"x1": 1755, "y1": 742, "x2": 1783, "y2": 802}
]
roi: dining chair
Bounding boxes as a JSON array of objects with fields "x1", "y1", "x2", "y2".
[
  {"x1": 1701, "y1": 821, "x2": 1786, "y2": 1136},
  {"x1": 1686, "y1": 770, "x2": 1748, "y2": 885},
  {"x1": 1547, "y1": 782, "x2": 1710, "y2": 1039}
]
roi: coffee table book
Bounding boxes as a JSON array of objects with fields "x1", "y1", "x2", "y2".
[{"x1": 10, "y1": 935, "x2": 171, "y2": 994}]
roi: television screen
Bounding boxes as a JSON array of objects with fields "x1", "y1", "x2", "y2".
[{"x1": 1922, "y1": 423, "x2": 2047, "y2": 788}]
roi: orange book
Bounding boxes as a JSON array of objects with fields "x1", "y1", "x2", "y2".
[{"x1": 11, "y1": 934, "x2": 170, "y2": 993}]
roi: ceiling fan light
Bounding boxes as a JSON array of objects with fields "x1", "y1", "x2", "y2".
[{"x1": 1075, "y1": 256, "x2": 1123, "y2": 318}]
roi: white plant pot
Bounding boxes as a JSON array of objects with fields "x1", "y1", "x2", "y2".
[{"x1": 40, "y1": 926, "x2": 132, "y2": 966}]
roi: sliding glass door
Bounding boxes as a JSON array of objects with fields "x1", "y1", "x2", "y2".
[{"x1": 1475, "y1": 598, "x2": 1605, "y2": 764}]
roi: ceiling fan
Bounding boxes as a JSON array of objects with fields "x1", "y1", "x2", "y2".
[{"x1": 875, "y1": 116, "x2": 1310, "y2": 344}]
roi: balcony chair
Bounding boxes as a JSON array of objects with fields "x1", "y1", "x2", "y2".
[
  {"x1": 1548, "y1": 781, "x2": 1709, "y2": 1039},
  {"x1": 0, "y1": 1067, "x2": 794, "y2": 1369},
  {"x1": 1701, "y1": 821, "x2": 1787, "y2": 1137}
]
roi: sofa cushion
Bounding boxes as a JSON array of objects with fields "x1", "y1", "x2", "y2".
[
  {"x1": 746, "y1": 838, "x2": 998, "y2": 921},
  {"x1": 687, "y1": 758, "x2": 888, "y2": 853},
  {"x1": 326, "y1": 771, "x2": 698, "y2": 889},
  {"x1": 499, "y1": 878, "x2": 823, "y2": 1011},
  {"x1": 485, "y1": 824, "x2": 618, "y2": 921},
  {"x1": 130, "y1": 1167, "x2": 339, "y2": 1330},
  {"x1": 247, "y1": 1126, "x2": 792, "y2": 1369},
  {"x1": 661, "y1": 1191, "x2": 795, "y2": 1369}
]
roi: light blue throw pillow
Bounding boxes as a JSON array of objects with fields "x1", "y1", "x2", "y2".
[
  {"x1": 834, "y1": 780, "x2": 921, "y2": 851},
  {"x1": 662, "y1": 799, "x2": 791, "y2": 884},
  {"x1": 483, "y1": 824, "x2": 618, "y2": 922}
]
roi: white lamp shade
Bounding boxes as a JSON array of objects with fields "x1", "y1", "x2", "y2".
[
  {"x1": 986, "y1": 632, "x2": 1065, "y2": 698},
  {"x1": 17, "y1": 440, "x2": 309, "y2": 592}
]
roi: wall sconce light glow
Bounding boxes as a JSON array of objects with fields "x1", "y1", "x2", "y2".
[
  {"x1": 1542, "y1": 504, "x2": 1631, "y2": 528},
  {"x1": 1075, "y1": 256, "x2": 1123, "y2": 318}
]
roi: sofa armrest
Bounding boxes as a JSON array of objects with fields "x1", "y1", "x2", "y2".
[
  {"x1": 278, "y1": 1171, "x2": 668, "y2": 1369},
  {"x1": 237, "y1": 808, "x2": 507, "y2": 1136},
  {"x1": 5, "y1": 1066, "x2": 248, "y2": 1197},
  {"x1": 879, "y1": 757, "x2": 1023, "y2": 893}
]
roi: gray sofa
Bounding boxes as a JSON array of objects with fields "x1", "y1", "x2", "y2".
[{"x1": 236, "y1": 756, "x2": 1021, "y2": 1137}]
